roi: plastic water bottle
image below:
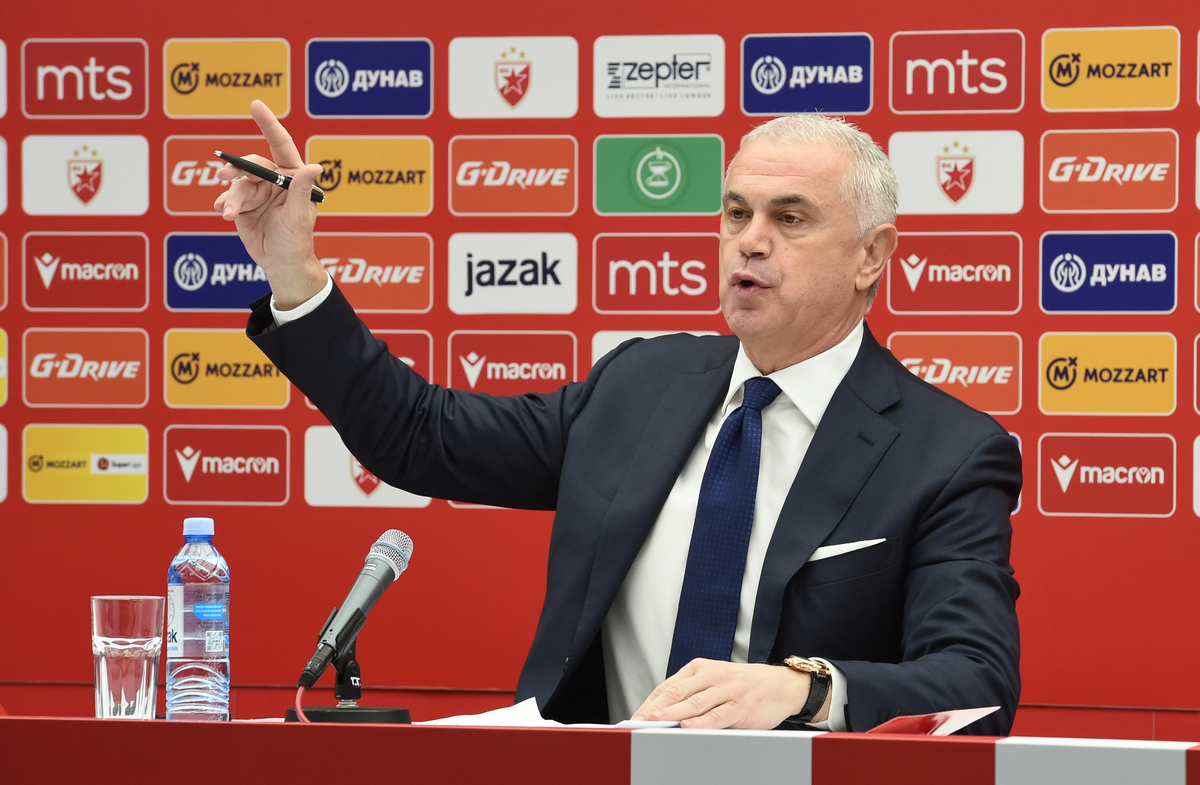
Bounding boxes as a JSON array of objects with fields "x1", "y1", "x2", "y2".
[{"x1": 166, "y1": 516, "x2": 230, "y2": 721}]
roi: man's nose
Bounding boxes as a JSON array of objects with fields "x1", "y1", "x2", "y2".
[{"x1": 738, "y1": 213, "x2": 772, "y2": 258}]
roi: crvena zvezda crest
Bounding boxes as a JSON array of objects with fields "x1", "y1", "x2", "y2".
[
  {"x1": 936, "y1": 140, "x2": 974, "y2": 204},
  {"x1": 495, "y1": 47, "x2": 530, "y2": 107},
  {"x1": 69, "y1": 158, "x2": 103, "y2": 204},
  {"x1": 350, "y1": 455, "x2": 381, "y2": 496}
]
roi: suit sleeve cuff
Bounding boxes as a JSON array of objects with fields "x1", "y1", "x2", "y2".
[
  {"x1": 271, "y1": 271, "x2": 333, "y2": 326},
  {"x1": 806, "y1": 658, "x2": 847, "y2": 732}
]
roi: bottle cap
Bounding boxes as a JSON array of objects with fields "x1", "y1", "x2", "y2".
[{"x1": 183, "y1": 517, "x2": 215, "y2": 536}]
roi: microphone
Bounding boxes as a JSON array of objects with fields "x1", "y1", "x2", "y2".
[{"x1": 298, "y1": 529, "x2": 413, "y2": 690}]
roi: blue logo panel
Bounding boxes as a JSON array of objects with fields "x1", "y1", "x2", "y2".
[
  {"x1": 307, "y1": 39, "x2": 432, "y2": 118},
  {"x1": 742, "y1": 34, "x2": 872, "y2": 115},
  {"x1": 1041, "y1": 232, "x2": 1176, "y2": 314},
  {"x1": 165, "y1": 234, "x2": 271, "y2": 311}
]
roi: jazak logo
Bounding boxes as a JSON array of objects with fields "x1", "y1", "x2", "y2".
[
  {"x1": 22, "y1": 39, "x2": 147, "y2": 118},
  {"x1": 1041, "y1": 129, "x2": 1177, "y2": 213},
  {"x1": 449, "y1": 36, "x2": 577, "y2": 118},
  {"x1": 448, "y1": 233, "x2": 577, "y2": 315},
  {"x1": 448, "y1": 331, "x2": 576, "y2": 396},
  {"x1": 889, "y1": 30, "x2": 1024, "y2": 113},
  {"x1": 889, "y1": 131, "x2": 1023, "y2": 215},
  {"x1": 0, "y1": 329, "x2": 7, "y2": 407},
  {"x1": 594, "y1": 34, "x2": 725, "y2": 118},
  {"x1": 1039, "y1": 433, "x2": 1175, "y2": 517},
  {"x1": 165, "y1": 234, "x2": 269, "y2": 311},
  {"x1": 23, "y1": 328, "x2": 148, "y2": 408},
  {"x1": 591, "y1": 330, "x2": 720, "y2": 367},
  {"x1": 1042, "y1": 26, "x2": 1179, "y2": 111},
  {"x1": 594, "y1": 135, "x2": 723, "y2": 215},
  {"x1": 22, "y1": 135, "x2": 148, "y2": 216},
  {"x1": 164, "y1": 329, "x2": 289, "y2": 409},
  {"x1": 304, "y1": 426, "x2": 430, "y2": 508},
  {"x1": 305, "y1": 136, "x2": 432, "y2": 215},
  {"x1": 887, "y1": 232, "x2": 1021, "y2": 315},
  {"x1": 164, "y1": 136, "x2": 271, "y2": 214},
  {"x1": 165, "y1": 425, "x2": 288, "y2": 505},
  {"x1": 888, "y1": 332, "x2": 1021, "y2": 415},
  {"x1": 593, "y1": 233, "x2": 720, "y2": 315},
  {"x1": 23, "y1": 232, "x2": 148, "y2": 312},
  {"x1": 741, "y1": 33, "x2": 872, "y2": 115},
  {"x1": 1041, "y1": 232, "x2": 1176, "y2": 314},
  {"x1": 306, "y1": 39, "x2": 431, "y2": 118},
  {"x1": 314, "y1": 234, "x2": 432, "y2": 313},
  {"x1": 164, "y1": 38, "x2": 289, "y2": 118},
  {"x1": 1040, "y1": 332, "x2": 1175, "y2": 415},
  {"x1": 24, "y1": 424, "x2": 148, "y2": 504},
  {"x1": 449, "y1": 136, "x2": 576, "y2": 216}
]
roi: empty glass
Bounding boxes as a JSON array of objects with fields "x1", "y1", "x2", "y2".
[{"x1": 91, "y1": 595, "x2": 165, "y2": 719}]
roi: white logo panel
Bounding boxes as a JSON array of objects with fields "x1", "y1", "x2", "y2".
[
  {"x1": 448, "y1": 36, "x2": 578, "y2": 118},
  {"x1": 304, "y1": 425, "x2": 430, "y2": 508},
  {"x1": 889, "y1": 130, "x2": 1024, "y2": 214},
  {"x1": 593, "y1": 34, "x2": 725, "y2": 117},
  {"x1": 22, "y1": 134, "x2": 149, "y2": 215},
  {"x1": 0, "y1": 41, "x2": 7, "y2": 118},
  {"x1": 448, "y1": 233, "x2": 577, "y2": 315},
  {"x1": 591, "y1": 330, "x2": 720, "y2": 366}
]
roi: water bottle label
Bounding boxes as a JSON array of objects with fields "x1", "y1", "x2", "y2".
[
  {"x1": 193, "y1": 602, "x2": 225, "y2": 621},
  {"x1": 205, "y1": 630, "x2": 227, "y2": 654},
  {"x1": 166, "y1": 585, "x2": 183, "y2": 657}
]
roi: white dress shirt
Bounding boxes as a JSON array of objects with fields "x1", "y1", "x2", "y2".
[{"x1": 601, "y1": 323, "x2": 863, "y2": 728}]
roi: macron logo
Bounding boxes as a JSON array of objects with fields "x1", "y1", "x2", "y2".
[
  {"x1": 900, "y1": 254, "x2": 926, "y2": 292},
  {"x1": 35, "y1": 253, "x2": 61, "y2": 289},
  {"x1": 175, "y1": 445, "x2": 201, "y2": 482},
  {"x1": 460, "y1": 352, "x2": 486, "y2": 389},
  {"x1": 1051, "y1": 454, "x2": 1079, "y2": 492}
]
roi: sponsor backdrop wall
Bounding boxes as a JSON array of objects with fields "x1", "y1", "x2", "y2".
[{"x1": 1, "y1": 0, "x2": 1199, "y2": 735}]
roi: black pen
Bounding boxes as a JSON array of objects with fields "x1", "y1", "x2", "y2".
[{"x1": 214, "y1": 150, "x2": 325, "y2": 203}]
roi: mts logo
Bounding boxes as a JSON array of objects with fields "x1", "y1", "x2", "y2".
[
  {"x1": 448, "y1": 331, "x2": 576, "y2": 396},
  {"x1": 890, "y1": 30, "x2": 1024, "y2": 113},
  {"x1": 22, "y1": 39, "x2": 148, "y2": 118},
  {"x1": 1038, "y1": 433, "x2": 1175, "y2": 518},
  {"x1": 593, "y1": 234, "x2": 720, "y2": 314},
  {"x1": 888, "y1": 332, "x2": 1021, "y2": 415}
]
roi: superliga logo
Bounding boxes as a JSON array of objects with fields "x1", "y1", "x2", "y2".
[
  {"x1": 1040, "y1": 332, "x2": 1175, "y2": 415},
  {"x1": 889, "y1": 30, "x2": 1024, "y2": 113},
  {"x1": 165, "y1": 425, "x2": 288, "y2": 505},
  {"x1": 449, "y1": 331, "x2": 576, "y2": 396},
  {"x1": 23, "y1": 232, "x2": 148, "y2": 312},
  {"x1": 1039, "y1": 433, "x2": 1175, "y2": 517},
  {"x1": 742, "y1": 33, "x2": 872, "y2": 115},
  {"x1": 306, "y1": 136, "x2": 432, "y2": 215},
  {"x1": 593, "y1": 233, "x2": 720, "y2": 315},
  {"x1": 449, "y1": 136, "x2": 576, "y2": 216},
  {"x1": 314, "y1": 234, "x2": 432, "y2": 313},
  {"x1": 1042, "y1": 26, "x2": 1179, "y2": 111},
  {"x1": 448, "y1": 233, "x2": 577, "y2": 315},
  {"x1": 165, "y1": 329, "x2": 288, "y2": 408},
  {"x1": 165, "y1": 38, "x2": 289, "y2": 118},
  {"x1": 24, "y1": 328, "x2": 148, "y2": 408},
  {"x1": 1041, "y1": 129, "x2": 1177, "y2": 213},
  {"x1": 22, "y1": 39, "x2": 148, "y2": 118},
  {"x1": 24, "y1": 424, "x2": 148, "y2": 504},
  {"x1": 1041, "y1": 232, "x2": 1175, "y2": 314},
  {"x1": 888, "y1": 332, "x2": 1021, "y2": 415},
  {"x1": 594, "y1": 34, "x2": 724, "y2": 118},
  {"x1": 306, "y1": 39, "x2": 431, "y2": 118},
  {"x1": 887, "y1": 232, "x2": 1021, "y2": 315}
]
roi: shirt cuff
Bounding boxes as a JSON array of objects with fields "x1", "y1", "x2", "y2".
[
  {"x1": 806, "y1": 658, "x2": 847, "y2": 732},
  {"x1": 271, "y1": 271, "x2": 333, "y2": 327}
]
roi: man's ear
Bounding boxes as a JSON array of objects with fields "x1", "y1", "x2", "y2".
[{"x1": 856, "y1": 224, "x2": 898, "y2": 293}]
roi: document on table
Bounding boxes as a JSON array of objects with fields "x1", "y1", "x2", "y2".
[{"x1": 415, "y1": 697, "x2": 678, "y2": 729}]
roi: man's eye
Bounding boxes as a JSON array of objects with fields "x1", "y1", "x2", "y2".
[
  {"x1": 726, "y1": 209, "x2": 747, "y2": 220},
  {"x1": 781, "y1": 214, "x2": 800, "y2": 224}
]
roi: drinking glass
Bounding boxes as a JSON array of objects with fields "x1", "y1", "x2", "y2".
[{"x1": 91, "y1": 595, "x2": 165, "y2": 719}]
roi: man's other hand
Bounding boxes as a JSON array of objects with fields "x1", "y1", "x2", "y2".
[
  {"x1": 631, "y1": 659, "x2": 826, "y2": 729},
  {"x1": 213, "y1": 99, "x2": 328, "y2": 310}
]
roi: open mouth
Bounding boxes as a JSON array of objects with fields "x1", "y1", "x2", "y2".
[{"x1": 732, "y1": 272, "x2": 767, "y2": 290}]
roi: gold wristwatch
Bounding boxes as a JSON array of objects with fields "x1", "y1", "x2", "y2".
[{"x1": 782, "y1": 656, "x2": 832, "y2": 725}]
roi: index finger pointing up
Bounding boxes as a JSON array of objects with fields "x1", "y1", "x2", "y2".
[{"x1": 249, "y1": 99, "x2": 304, "y2": 170}]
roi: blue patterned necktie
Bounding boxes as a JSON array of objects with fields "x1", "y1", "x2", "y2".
[{"x1": 666, "y1": 376, "x2": 783, "y2": 678}]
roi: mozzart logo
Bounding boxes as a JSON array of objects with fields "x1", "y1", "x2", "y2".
[
  {"x1": 889, "y1": 131, "x2": 1023, "y2": 215},
  {"x1": 448, "y1": 233, "x2": 576, "y2": 315},
  {"x1": 1041, "y1": 232, "x2": 1176, "y2": 314},
  {"x1": 165, "y1": 425, "x2": 288, "y2": 505},
  {"x1": 22, "y1": 232, "x2": 147, "y2": 312},
  {"x1": 888, "y1": 232, "x2": 1021, "y2": 315},
  {"x1": 306, "y1": 38, "x2": 431, "y2": 118},
  {"x1": 22, "y1": 39, "x2": 147, "y2": 118},
  {"x1": 449, "y1": 331, "x2": 575, "y2": 395},
  {"x1": 889, "y1": 30, "x2": 1024, "y2": 113},
  {"x1": 314, "y1": 234, "x2": 432, "y2": 313},
  {"x1": 1042, "y1": 26, "x2": 1179, "y2": 111},
  {"x1": 1041, "y1": 129, "x2": 1177, "y2": 213},
  {"x1": 165, "y1": 38, "x2": 289, "y2": 118},
  {"x1": 304, "y1": 426, "x2": 430, "y2": 508},
  {"x1": 305, "y1": 136, "x2": 432, "y2": 215},
  {"x1": 594, "y1": 135, "x2": 723, "y2": 215},
  {"x1": 593, "y1": 233, "x2": 720, "y2": 315},
  {"x1": 24, "y1": 424, "x2": 148, "y2": 504},
  {"x1": 22, "y1": 135, "x2": 148, "y2": 216},
  {"x1": 742, "y1": 33, "x2": 871, "y2": 115},
  {"x1": 594, "y1": 34, "x2": 724, "y2": 118},
  {"x1": 23, "y1": 328, "x2": 148, "y2": 408},
  {"x1": 1039, "y1": 434, "x2": 1175, "y2": 517},
  {"x1": 1040, "y1": 332, "x2": 1175, "y2": 415},
  {"x1": 888, "y1": 332, "x2": 1021, "y2": 415},
  {"x1": 448, "y1": 36, "x2": 577, "y2": 119},
  {"x1": 449, "y1": 136, "x2": 576, "y2": 216},
  {"x1": 164, "y1": 135, "x2": 270, "y2": 215},
  {"x1": 165, "y1": 329, "x2": 288, "y2": 408},
  {"x1": 165, "y1": 234, "x2": 269, "y2": 311}
]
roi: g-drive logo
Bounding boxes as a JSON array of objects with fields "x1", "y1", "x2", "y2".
[
  {"x1": 307, "y1": 39, "x2": 431, "y2": 118},
  {"x1": 742, "y1": 34, "x2": 872, "y2": 115},
  {"x1": 1041, "y1": 232, "x2": 1175, "y2": 313}
]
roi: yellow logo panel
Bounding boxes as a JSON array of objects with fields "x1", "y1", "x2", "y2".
[
  {"x1": 165, "y1": 38, "x2": 289, "y2": 118},
  {"x1": 1042, "y1": 26, "x2": 1179, "y2": 111},
  {"x1": 0, "y1": 329, "x2": 7, "y2": 406},
  {"x1": 165, "y1": 329, "x2": 289, "y2": 408},
  {"x1": 24, "y1": 425, "x2": 148, "y2": 504},
  {"x1": 305, "y1": 136, "x2": 432, "y2": 215},
  {"x1": 1040, "y1": 332, "x2": 1175, "y2": 415}
]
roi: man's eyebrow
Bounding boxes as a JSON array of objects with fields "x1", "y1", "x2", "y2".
[{"x1": 721, "y1": 191, "x2": 818, "y2": 210}]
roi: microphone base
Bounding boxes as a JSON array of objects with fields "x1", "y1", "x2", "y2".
[{"x1": 285, "y1": 706, "x2": 411, "y2": 724}]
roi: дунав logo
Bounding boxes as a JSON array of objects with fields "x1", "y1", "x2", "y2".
[
  {"x1": 742, "y1": 34, "x2": 871, "y2": 115},
  {"x1": 313, "y1": 59, "x2": 350, "y2": 98},
  {"x1": 165, "y1": 234, "x2": 269, "y2": 311},
  {"x1": 1040, "y1": 232, "x2": 1176, "y2": 314},
  {"x1": 306, "y1": 39, "x2": 431, "y2": 119}
]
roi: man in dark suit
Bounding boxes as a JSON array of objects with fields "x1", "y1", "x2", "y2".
[{"x1": 220, "y1": 102, "x2": 1021, "y2": 734}]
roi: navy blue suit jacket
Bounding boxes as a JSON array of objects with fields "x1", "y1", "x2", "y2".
[{"x1": 248, "y1": 284, "x2": 1021, "y2": 734}]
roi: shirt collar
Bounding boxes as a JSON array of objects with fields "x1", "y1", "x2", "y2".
[{"x1": 722, "y1": 321, "x2": 864, "y2": 429}]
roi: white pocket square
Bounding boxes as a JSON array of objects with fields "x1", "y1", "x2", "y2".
[{"x1": 807, "y1": 538, "x2": 886, "y2": 563}]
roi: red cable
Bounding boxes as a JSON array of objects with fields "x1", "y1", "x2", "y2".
[{"x1": 295, "y1": 686, "x2": 311, "y2": 723}]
